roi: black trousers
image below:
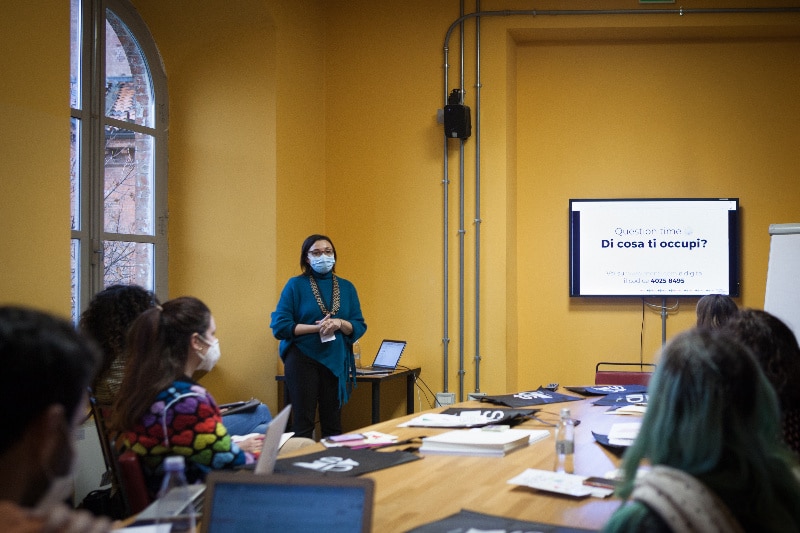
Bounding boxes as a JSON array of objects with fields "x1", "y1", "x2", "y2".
[{"x1": 283, "y1": 344, "x2": 342, "y2": 439}]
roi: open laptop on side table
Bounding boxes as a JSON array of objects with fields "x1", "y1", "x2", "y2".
[{"x1": 356, "y1": 339, "x2": 406, "y2": 375}]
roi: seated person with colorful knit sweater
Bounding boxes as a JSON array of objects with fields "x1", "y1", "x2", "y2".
[{"x1": 112, "y1": 296, "x2": 261, "y2": 497}]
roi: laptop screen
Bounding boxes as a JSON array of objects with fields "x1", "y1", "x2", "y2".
[
  {"x1": 254, "y1": 403, "x2": 291, "y2": 474},
  {"x1": 202, "y1": 473, "x2": 374, "y2": 533},
  {"x1": 371, "y1": 340, "x2": 406, "y2": 368}
]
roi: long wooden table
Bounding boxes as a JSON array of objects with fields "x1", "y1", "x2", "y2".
[{"x1": 280, "y1": 395, "x2": 632, "y2": 531}]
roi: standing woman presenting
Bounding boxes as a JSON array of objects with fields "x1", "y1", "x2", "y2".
[{"x1": 271, "y1": 234, "x2": 367, "y2": 439}]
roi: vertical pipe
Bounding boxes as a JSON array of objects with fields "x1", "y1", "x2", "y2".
[
  {"x1": 473, "y1": 1, "x2": 482, "y2": 394},
  {"x1": 442, "y1": 115, "x2": 450, "y2": 393},
  {"x1": 457, "y1": 0, "x2": 466, "y2": 402},
  {"x1": 442, "y1": 44, "x2": 450, "y2": 394}
]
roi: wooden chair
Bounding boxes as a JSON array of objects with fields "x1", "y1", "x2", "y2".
[
  {"x1": 595, "y1": 362, "x2": 655, "y2": 386},
  {"x1": 88, "y1": 395, "x2": 152, "y2": 517}
]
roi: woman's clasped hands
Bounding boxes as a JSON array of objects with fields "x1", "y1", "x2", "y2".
[{"x1": 317, "y1": 314, "x2": 342, "y2": 337}]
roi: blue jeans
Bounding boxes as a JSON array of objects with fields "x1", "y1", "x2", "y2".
[{"x1": 222, "y1": 403, "x2": 272, "y2": 435}]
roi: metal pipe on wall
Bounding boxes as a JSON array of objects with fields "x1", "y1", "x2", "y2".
[
  {"x1": 473, "y1": 1, "x2": 482, "y2": 395},
  {"x1": 457, "y1": 0, "x2": 467, "y2": 402},
  {"x1": 442, "y1": 4, "x2": 800, "y2": 400},
  {"x1": 441, "y1": 1, "x2": 468, "y2": 400}
]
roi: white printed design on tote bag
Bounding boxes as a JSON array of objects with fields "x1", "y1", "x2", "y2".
[{"x1": 292, "y1": 456, "x2": 359, "y2": 473}]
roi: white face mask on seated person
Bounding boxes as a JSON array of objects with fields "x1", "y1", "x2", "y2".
[{"x1": 197, "y1": 337, "x2": 222, "y2": 372}]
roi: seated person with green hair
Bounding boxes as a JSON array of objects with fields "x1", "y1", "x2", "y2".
[{"x1": 603, "y1": 328, "x2": 800, "y2": 533}]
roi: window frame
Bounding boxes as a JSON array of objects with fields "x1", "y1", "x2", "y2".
[{"x1": 71, "y1": 0, "x2": 168, "y2": 320}]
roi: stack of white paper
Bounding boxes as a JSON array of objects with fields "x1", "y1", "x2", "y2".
[
  {"x1": 399, "y1": 412, "x2": 494, "y2": 427},
  {"x1": 608, "y1": 422, "x2": 641, "y2": 446},
  {"x1": 507, "y1": 468, "x2": 615, "y2": 498},
  {"x1": 420, "y1": 428, "x2": 543, "y2": 457}
]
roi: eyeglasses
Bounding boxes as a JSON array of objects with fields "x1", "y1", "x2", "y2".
[{"x1": 308, "y1": 249, "x2": 334, "y2": 258}]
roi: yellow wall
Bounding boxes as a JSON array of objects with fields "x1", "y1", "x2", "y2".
[
  {"x1": 2, "y1": 1, "x2": 799, "y2": 429},
  {"x1": 514, "y1": 25, "x2": 800, "y2": 386},
  {"x1": 0, "y1": 1, "x2": 71, "y2": 317},
  {"x1": 322, "y1": 0, "x2": 800, "y2": 411},
  {"x1": 131, "y1": 0, "x2": 281, "y2": 403}
]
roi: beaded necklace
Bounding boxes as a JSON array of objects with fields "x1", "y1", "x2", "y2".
[{"x1": 308, "y1": 274, "x2": 340, "y2": 316}]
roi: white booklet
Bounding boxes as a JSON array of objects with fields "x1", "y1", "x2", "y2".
[
  {"x1": 399, "y1": 412, "x2": 495, "y2": 428},
  {"x1": 420, "y1": 428, "x2": 548, "y2": 457},
  {"x1": 507, "y1": 468, "x2": 615, "y2": 498},
  {"x1": 607, "y1": 422, "x2": 641, "y2": 446}
]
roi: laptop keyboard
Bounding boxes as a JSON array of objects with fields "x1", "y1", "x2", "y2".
[{"x1": 134, "y1": 483, "x2": 206, "y2": 521}]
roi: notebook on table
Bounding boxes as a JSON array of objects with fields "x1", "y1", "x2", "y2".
[
  {"x1": 356, "y1": 339, "x2": 406, "y2": 375},
  {"x1": 200, "y1": 471, "x2": 375, "y2": 533}
]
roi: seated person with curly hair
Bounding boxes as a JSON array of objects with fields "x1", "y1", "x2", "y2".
[{"x1": 79, "y1": 284, "x2": 160, "y2": 405}]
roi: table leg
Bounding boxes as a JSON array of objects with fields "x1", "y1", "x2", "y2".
[
  {"x1": 406, "y1": 372, "x2": 415, "y2": 414},
  {"x1": 371, "y1": 381, "x2": 381, "y2": 425}
]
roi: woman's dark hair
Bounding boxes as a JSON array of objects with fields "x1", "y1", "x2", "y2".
[
  {"x1": 1, "y1": 306, "x2": 99, "y2": 455},
  {"x1": 722, "y1": 308, "x2": 800, "y2": 408},
  {"x1": 696, "y1": 294, "x2": 738, "y2": 329},
  {"x1": 78, "y1": 284, "x2": 159, "y2": 391},
  {"x1": 299, "y1": 234, "x2": 337, "y2": 275},
  {"x1": 113, "y1": 296, "x2": 211, "y2": 431},
  {"x1": 612, "y1": 328, "x2": 800, "y2": 531}
]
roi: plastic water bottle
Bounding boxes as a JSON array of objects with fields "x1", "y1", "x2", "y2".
[
  {"x1": 155, "y1": 455, "x2": 197, "y2": 532},
  {"x1": 554, "y1": 407, "x2": 575, "y2": 474},
  {"x1": 352, "y1": 341, "x2": 362, "y2": 368}
]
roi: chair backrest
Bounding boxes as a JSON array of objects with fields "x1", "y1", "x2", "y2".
[
  {"x1": 88, "y1": 396, "x2": 119, "y2": 489},
  {"x1": 88, "y1": 394, "x2": 152, "y2": 517},
  {"x1": 595, "y1": 362, "x2": 655, "y2": 386}
]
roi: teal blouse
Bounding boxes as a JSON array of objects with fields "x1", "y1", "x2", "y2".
[{"x1": 270, "y1": 270, "x2": 367, "y2": 405}]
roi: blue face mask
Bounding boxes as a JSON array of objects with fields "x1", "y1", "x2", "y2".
[{"x1": 310, "y1": 254, "x2": 335, "y2": 274}]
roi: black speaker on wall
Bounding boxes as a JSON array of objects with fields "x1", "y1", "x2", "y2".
[{"x1": 444, "y1": 104, "x2": 471, "y2": 139}]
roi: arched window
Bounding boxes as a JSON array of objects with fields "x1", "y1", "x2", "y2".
[{"x1": 70, "y1": 0, "x2": 168, "y2": 320}]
